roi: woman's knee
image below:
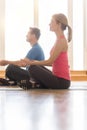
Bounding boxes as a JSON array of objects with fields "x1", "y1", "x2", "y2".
[
  {"x1": 29, "y1": 65, "x2": 41, "y2": 78},
  {"x1": 29, "y1": 65, "x2": 38, "y2": 72}
]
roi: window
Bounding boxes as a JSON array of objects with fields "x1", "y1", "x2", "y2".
[
  {"x1": 5, "y1": 0, "x2": 34, "y2": 60},
  {"x1": 38, "y1": 0, "x2": 68, "y2": 59},
  {"x1": 38, "y1": 0, "x2": 85, "y2": 70},
  {"x1": 73, "y1": 0, "x2": 84, "y2": 70},
  {"x1": 4, "y1": 0, "x2": 86, "y2": 70}
]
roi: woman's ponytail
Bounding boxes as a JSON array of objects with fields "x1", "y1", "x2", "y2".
[{"x1": 68, "y1": 25, "x2": 72, "y2": 42}]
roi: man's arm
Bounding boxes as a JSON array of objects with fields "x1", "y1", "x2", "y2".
[{"x1": 0, "y1": 59, "x2": 26, "y2": 67}]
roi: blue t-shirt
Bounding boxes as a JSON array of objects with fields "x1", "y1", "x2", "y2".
[{"x1": 25, "y1": 43, "x2": 45, "y2": 70}]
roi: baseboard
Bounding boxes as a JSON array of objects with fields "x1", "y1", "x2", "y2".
[
  {"x1": 70, "y1": 70, "x2": 87, "y2": 75},
  {"x1": 0, "y1": 70, "x2": 87, "y2": 81},
  {"x1": 0, "y1": 70, "x2": 5, "y2": 78}
]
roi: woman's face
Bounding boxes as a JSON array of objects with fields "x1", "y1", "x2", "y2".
[{"x1": 49, "y1": 17, "x2": 59, "y2": 32}]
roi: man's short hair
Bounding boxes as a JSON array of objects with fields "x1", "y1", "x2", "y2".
[{"x1": 30, "y1": 27, "x2": 41, "y2": 40}]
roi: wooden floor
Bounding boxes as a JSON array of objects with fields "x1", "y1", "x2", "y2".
[{"x1": 0, "y1": 82, "x2": 87, "y2": 130}]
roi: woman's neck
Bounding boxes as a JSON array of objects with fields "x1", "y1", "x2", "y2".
[{"x1": 55, "y1": 30, "x2": 64, "y2": 39}]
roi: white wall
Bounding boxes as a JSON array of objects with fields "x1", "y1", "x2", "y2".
[
  {"x1": 84, "y1": 0, "x2": 87, "y2": 69},
  {"x1": 5, "y1": 0, "x2": 34, "y2": 60},
  {"x1": 68, "y1": 0, "x2": 73, "y2": 69},
  {"x1": 0, "y1": 0, "x2": 5, "y2": 70}
]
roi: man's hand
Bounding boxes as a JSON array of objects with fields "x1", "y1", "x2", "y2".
[
  {"x1": 21, "y1": 58, "x2": 32, "y2": 66},
  {"x1": 0, "y1": 58, "x2": 32, "y2": 67},
  {"x1": 17, "y1": 60, "x2": 27, "y2": 67},
  {"x1": 0, "y1": 60, "x2": 8, "y2": 66}
]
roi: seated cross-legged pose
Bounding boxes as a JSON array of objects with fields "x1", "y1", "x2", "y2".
[
  {"x1": 0, "y1": 27, "x2": 45, "y2": 88},
  {"x1": 0, "y1": 13, "x2": 72, "y2": 89}
]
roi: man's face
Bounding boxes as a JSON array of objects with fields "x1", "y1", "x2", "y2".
[{"x1": 26, "y1": 29, "x2": 35, "y2": 43}]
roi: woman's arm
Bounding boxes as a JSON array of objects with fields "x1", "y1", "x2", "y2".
[
  {"x1": 22, "y1": 39, "x2": 67, "y2": 66},
  {"x1": 0, "y1": 39, "x2": 67, "y2": 67}
]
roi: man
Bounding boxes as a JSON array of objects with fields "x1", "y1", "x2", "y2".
[{"x1": 0, "y1": 27, "x2": 45, "y2": 86}]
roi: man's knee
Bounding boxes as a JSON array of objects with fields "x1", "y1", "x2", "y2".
[
  {"x1": 6, "y1": 64, "x2": 15, "y2": 73},
  {"x1": 5, "y1": 64, "x2": 17, "y2": 77}
]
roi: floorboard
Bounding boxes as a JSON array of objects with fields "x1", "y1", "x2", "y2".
[{"x1": 0, "y1": 82, "x2": 87, "y2": 130}]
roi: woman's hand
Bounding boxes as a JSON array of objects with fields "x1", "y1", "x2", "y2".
[{"x1": 21, "y1": 58, "x2": 32, "y2": 66}]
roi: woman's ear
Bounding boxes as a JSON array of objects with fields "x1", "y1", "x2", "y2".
[{"x1": 58, "y1": 22, "x2": 61, "y2": 27}]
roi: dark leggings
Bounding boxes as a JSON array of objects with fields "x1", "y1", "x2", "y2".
[
  {"x1": 29, "y1": 65, "x2": 70, "y2": 89},
  {"x1": 6, "y1": 64, "x2": 30, "y2": 81},
  {"x1": 6, "y1": 64, "x2": 70, "y2": 89}
]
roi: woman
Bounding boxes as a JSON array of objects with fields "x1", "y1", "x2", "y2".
[
  {"x1": 21, "y1": 13, "x2": 72, "y2": 89},
  {"x1": 0, "y1": 13, "x2": 72, "y2": 89}
]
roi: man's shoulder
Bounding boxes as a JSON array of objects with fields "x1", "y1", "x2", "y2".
[{"x1": 33, "y1": 44, "x2": 42, "y2": 50}]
